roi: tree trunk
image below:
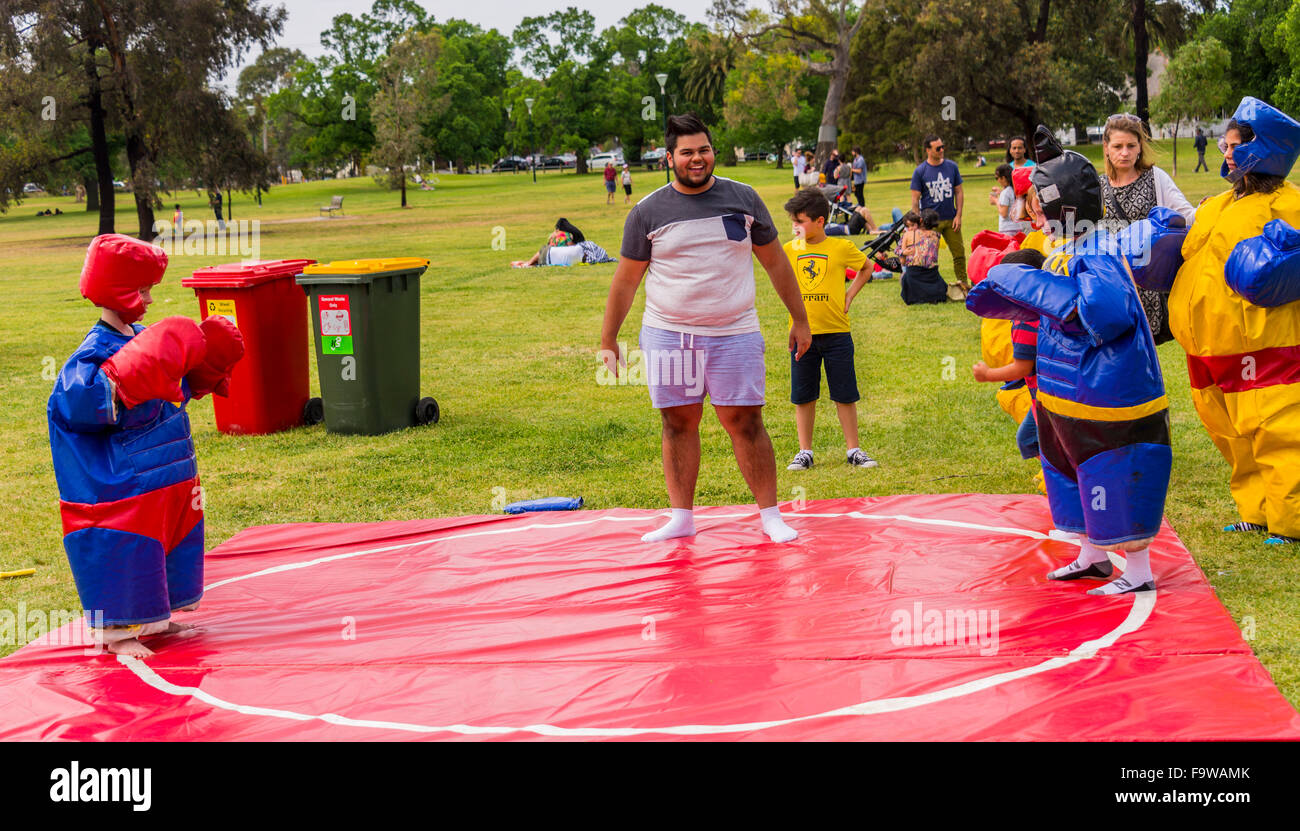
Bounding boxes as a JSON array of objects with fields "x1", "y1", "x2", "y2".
[
  {"x1": 814, "y1": 50, "x2": 851, "y2": 170},
  {"x1": 124, "y1": 128, "x2": 156, "y2": 240},
  {"x1": 1171, "y1": 118, "x2": 1179, "y2": 175},
  {"x1": 1133, "y1": 0, "x2": 1150, "y2": 131},
  {"x1": 1073, "y1": 121, "x2": 1090, "y2": 145},
  {"x1": 400, "y1": 172, "x2": 407, "y2": 207},
  {"x1": 85, "y1": 56, "x2": 114, "y2": 235},
  {"x1": 83, "y1": 174, "x2": 99, "y2": 212}
]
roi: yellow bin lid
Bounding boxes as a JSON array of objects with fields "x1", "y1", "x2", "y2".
[{"x1": 301, "y1": 257, "x2": 429, "y2": 275}]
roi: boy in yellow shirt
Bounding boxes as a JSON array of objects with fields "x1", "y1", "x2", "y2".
[{"x1": 783, "y1": 187, "x2": 878, "y2": 469}]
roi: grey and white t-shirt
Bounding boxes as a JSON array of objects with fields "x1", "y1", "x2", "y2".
[{"x1": 620, "y1": 176, "x2": 778, "y2": 336}]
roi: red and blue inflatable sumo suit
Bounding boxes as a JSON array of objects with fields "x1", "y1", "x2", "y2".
[{"x1": 48, "y1": 234, "x2": 242, "y2": 643}]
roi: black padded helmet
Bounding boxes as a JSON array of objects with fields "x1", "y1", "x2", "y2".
[{"x1": 1030, "y1": 124, "x2": 1103, "y2": 228}]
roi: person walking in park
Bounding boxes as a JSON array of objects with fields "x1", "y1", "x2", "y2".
[
  {"x1": 851, "y1": 147, "x2": 867, "y2": 206},
  {"x1": 621, "y1": 164, "x2": 633, "y2": 205},
  {"x1": 910, "y1": 135, "x2": 968, "y2": 293},
  {"x1": 792, "y1": 148, "x2": 807, "y2": 192},
  {"x1": 1194, "y1": 127, "x2": 1210, "y2": 172},
  {"x1": 209, "y1": 189, "x2": 225, "y2": 232},
  {"x1": 1099, "y1": 112, "x2": 1194, "y2": 344},
  {"x1": 604, "y1": 162, "x2": 617, "y2": 205},
  {"x1": 600, "y1": 113, "x2": 812, "y2": 544}
]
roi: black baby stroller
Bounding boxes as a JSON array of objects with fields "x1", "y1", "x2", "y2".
[{"x1": 858, "y1": 208, "x2": 906, "y2": 277}]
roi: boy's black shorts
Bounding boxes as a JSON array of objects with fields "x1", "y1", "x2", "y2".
[{"x1": 790, "y1": 332, "x2": 860, "y2": 404}]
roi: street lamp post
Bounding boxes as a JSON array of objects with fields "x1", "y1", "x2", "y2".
[
  {"x1": 524, "y1": 97, "x2": 536, "y2": 183},
  {"x1": 655, "y1": 73, "x2": 669, "y2": 184},
  {"x1": 506, "y1": 104, "x2": 515, "y2": 175}
]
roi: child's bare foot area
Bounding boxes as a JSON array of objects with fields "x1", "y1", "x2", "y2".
[
  {"x1": 163, "y1": 621, "x2": 195, "y2": 634},
  {"x1": 107, "y1": 638, "x2": 155, "y2": 659}
]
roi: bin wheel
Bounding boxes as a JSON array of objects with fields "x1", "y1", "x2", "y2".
[
  {"x1": 415, "y1": 397, "x2": 440, "y2": 426},
  {"x1": 303, "y1": 397, "x2": 325, "y2": 426}
]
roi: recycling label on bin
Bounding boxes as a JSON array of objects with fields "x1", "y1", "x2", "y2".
[
  {"x1": 206, "y1": 298, "x2": 237, "y2": 326},
  {"x1": 319, "y1": 295, "x2": 353, "y2": 355}
]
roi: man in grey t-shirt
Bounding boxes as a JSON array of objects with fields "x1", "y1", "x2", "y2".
[{"x1": 600, "y1": 113, "x2": 812, "y2": 544}]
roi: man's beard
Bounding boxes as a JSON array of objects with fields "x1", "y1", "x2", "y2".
[{"x1": 673, "y1": 156, "x2": 715, "y2": 187}]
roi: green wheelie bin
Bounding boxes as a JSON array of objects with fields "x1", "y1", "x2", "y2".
[{"x1": 296, "y1": 258, "x2": 440, "y2": 435}]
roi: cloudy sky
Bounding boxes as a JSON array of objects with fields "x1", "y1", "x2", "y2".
[{"x1": 228, "y1": 0, "x2": 711, "y2": 79}]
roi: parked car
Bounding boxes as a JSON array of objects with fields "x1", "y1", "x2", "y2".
[
  {"x1": 492, "y1": 156, "x2": 530, "y2": 172},
  {"x1": 586, "y1": 151, "x2": 625, "y2": 169},
  {"x1": 112, "y1": 179, "x2": 128, "y2": 190},
  {"x1": 555, "y1": 153, "x2": 577, "y2": 168},
  {"x1": 22, "y1": 182, "x2": 44, "y2": 194},
  {"x1": 642, "y1": 148, "x2": 666, "y2": 169},
  {"x1": 538, "y1": 156, "x2": 569, "y2": 170}
]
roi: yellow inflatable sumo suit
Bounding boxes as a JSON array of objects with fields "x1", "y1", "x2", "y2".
[{"x1": 1169, "y1": 97, "x2": 1300, "y2": 540}]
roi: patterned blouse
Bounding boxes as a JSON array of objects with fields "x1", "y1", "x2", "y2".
[
  {"x1": 899, "y1": 229, "x2": 939, "y2": 268},
  {"x1": 1099, "y1": 168, "x2": 1169, "y2": 343}
]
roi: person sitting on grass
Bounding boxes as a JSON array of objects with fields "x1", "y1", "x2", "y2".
[
  {"x1": 896, "y1": 210, "x2": 947, "y2": 305},
  {"x1": 782, "y1": 187, "x2": 879, "y2": 471},
  {"x1": 511, "y1": 218, "x2": 616, "y2": 267}
]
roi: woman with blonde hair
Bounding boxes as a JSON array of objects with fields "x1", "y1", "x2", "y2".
[{"x1": 1099, "y1": 113, "x2": 1194, "y2": 344}]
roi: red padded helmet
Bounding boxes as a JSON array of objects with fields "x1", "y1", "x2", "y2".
[{"x1": 79, "y1": 234, "x2": 168, "y2": 323}]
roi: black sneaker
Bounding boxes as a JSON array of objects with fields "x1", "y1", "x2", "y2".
[
  {"x1": 787, "y1": 450, "x2": 814, "y2": 471},
  {"x1": 847, "y1": 449, "x2": 878, "y2": 468}
]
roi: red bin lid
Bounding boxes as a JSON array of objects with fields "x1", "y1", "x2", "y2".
[{"x1": 182, "y1": 259, "x2": 317, "y2": 289}]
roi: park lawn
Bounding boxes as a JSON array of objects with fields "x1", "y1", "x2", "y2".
[{"x1": 2, "y1": 138, "x2": 1296, "y2": 710}]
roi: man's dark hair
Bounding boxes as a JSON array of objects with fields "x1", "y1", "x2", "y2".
[
  {"x1": 994, "y1": 163, "x2": 1013, "y2": 185},
  {"x1": 923, "y1": 134, "x2": 942, "y2": 151},
  {"x1": 666, "y1": 113, "x2": 712, "y2": 153},
  {"x1": 853, "y1": 146, "x2": 862, "y2": 155},
  {"x1": 784, "y1": 187, "x2": 830, "y2": 222},
  {"x1": 999, "y1": 248, "x2": 1046, "y2": 269},
  {"x1": 1226, "y1": 119, "x2": 1287, "y2": 197},
  {"x1": 1005, "y1": 136, "x2": 1029, "y2": 163}
]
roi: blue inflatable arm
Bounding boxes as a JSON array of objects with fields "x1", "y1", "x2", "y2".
[
  {"x1": 1225, "y1": 219, "x2": 1300, "y2": 307},
  {"x1": 48, "y1": 354, "x2": 121, "y2": 433},
  {"x1": 503, "y1": 497, "x2": 584, "y2": 514},
  {"x1": 1116, "y1": 206, "x2": 1187, "y2": 292},
  {"x1": 966, "y1": 263, "x2": 1079, "y2": 324},
  {"x1": 1070, "y1": 254, "x2": 1139, "y2": 345}
]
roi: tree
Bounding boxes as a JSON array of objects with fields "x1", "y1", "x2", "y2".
[
  {"x1": 1196, "y1": 0, "x2": 1288, "y2": 105},
  {"x1": 421, "y1": 20, "x2": 510, "y2": 173},
  {"x1": 723, "y1": 51, "x2": 825, "y2": 167},
  {"x1": 371, "y1": 30, "x2": 443, "y2": 206},
  {"x1": 712, "y1": 0, "x2": 869, "y2": 168},
  {"x1": 270, "y1": 0, "x2": 432, "y2": 177},
  {"x1": 1152, "y1": 37, "x2": 1231, "y2": 174}
]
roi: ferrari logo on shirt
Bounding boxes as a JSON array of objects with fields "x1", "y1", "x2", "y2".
[{"x1": 797, "y1": 253, "x2": 829, "y2": 292}]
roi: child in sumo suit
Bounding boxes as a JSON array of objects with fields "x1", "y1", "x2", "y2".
[
  {"x1": 967, "y1": 128, "x2": 1172, "y2": 595},
  {"x1": 48, "y1": 234, "x2": 243, "y2": 657}
]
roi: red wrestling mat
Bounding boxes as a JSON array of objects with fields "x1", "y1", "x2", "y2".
[{"x1": 2, "y1": 494, "x2": 1297, "y2": 741}]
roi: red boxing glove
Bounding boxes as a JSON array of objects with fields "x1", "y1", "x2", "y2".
[
  {"x1": 186, "y1": 315, "x2": 245, "y2": 399},
  {"x1": 100, "y1": 316, "x2": 207, "y2": 409}
]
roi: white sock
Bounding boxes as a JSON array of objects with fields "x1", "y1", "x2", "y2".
[
  {"x1": 760, "y1": 505, "x2": 798, "y2": 543},
  {"x1": 1077, "y1": 540, "x2": 1112, "y2": 567},
  {"x1": 641, "y1": 508, "x2": 695, "y2": 542},
  {"x1": 846, "y1": 447, "x2": 860, "y2": 458},
  {"x1": 1119, "y1": 547, "x2": 1153, "y2": 584}
]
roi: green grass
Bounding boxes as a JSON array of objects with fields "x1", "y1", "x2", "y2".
[{"x1": 2, "y1": 140, "x2": 1297, "y2": 709}]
